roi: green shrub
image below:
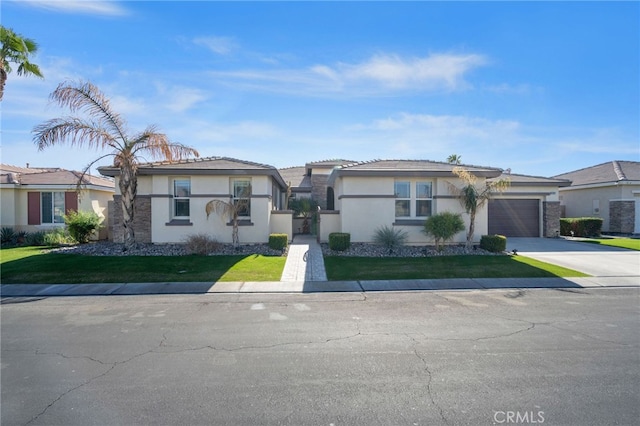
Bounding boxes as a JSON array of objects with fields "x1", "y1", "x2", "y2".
[
  {"x1": 423, "y1": 212, "x2": 465, "y2": 250},
  {"x1": 184, "y1": 233, "x2": 221, "y2": 255},
  {"x1": 43, "y1": 228, "x2": 76, "y2": 246},
  {"x1": 480, "y1": 234, "x2": 507, "y2": 253},
  {"x1": 268, "y1": 233, "x2": 288, "y2": 251},
  {"x1": 1, "y1": 227, "x2": 17, "y2": 246},
  {"x1": 64, "y1": 210, "x2": 103, "y2": 243},
  {"x1": 560, "y1": 217, "x2": 603, "y2": 237},
  {"x1": 373, "y1": 226, "x2": 408, "y2": 253},
  {"x1": 25, "y1": 231, "x2": 47, "y2": 246},
  {"x1": 329, "y1": 232, "x2": 351, "y2": 251}
]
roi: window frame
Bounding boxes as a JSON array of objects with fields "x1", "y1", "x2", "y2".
[
  {"x1": 394, "y1": 181, "x2": 411, "y2": 218},
  {"x1": 172, "y1": 178, "x2": 191, "y2": 219},
  {"x1": 232, "y1": 179, "x2": 252, "y2": 218},
  {"x1": 41, "y1": 191, "x2": 66, "y2": 224},
  {"x1": 415, "y1": 181, "x2": 433, "y2": 218},
  {"x1": 394, "y1": 180, "x2": 434, "y2": 219}
]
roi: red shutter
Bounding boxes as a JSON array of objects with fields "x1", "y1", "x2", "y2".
[
  {"x1": 28, "y1": 192, "x2": 41, "y2": 225},
  {"x1": 65, "y1": 192, "x2": 78, "y2": 214}
]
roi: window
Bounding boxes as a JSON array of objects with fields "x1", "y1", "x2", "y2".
[
  {"x1": 395, "y1": 181, "x2": 411, "y2": 217},
  {"x1": 42, "y1": 192, "x2": 65, "y2": 224},
  {"x1": 395, "y1": 180, "x2": 433, "y2": 218},
  {"x1": 416, "y1": 182, "x2": 432, "y2": 217},
  {"x1": 232, "y1": 179, "x2": 251, "y2": 217},
  {"x1": 173, "y1": 179, "x2": 190, "y2": 218}
]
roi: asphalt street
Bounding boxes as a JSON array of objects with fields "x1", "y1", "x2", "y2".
[{"x1": 2, "y1": 288, "x2": 639, "y2": 426}]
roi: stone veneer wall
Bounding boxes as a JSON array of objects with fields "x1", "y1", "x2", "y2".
[
  {"x1": 310, "y1": 174, "x2": 329, "y2": 210},
  {"x1": 543, "y1": 201, "x2": 561, "y2": 237},
  {"x1": 609, "y1": 200, "x2": 635, "y2": 234},
  {"x1": 110, "y1": 195, "x2": 152, "y2": 243}
]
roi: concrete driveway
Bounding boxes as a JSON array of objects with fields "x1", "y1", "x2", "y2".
[{"x1": 506, "y1": 238, "x2": 640, "y2": 277}]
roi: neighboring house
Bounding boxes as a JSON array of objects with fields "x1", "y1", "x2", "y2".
[
  {"x1": 553, "y1": 161, "x2": 640, "y2": 234},
  {"x1": 0, "y1": 164, "x2": 115, "y2": 239},
  {"x1": 98, "y1": 157, "x2": 291, "y2": 244},
  {"x1": 321, "y1": 160, "x2": 568, "y2": 243},
  {"x1": 99, "y1": 157, "x2": 569, "y2": 245}
]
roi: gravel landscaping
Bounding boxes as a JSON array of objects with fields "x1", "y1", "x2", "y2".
[{"x1": 47, "y1": 240, "x2": 502, "y2": 258}]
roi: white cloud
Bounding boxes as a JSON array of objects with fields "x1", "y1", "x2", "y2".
[
  {"x1": 193, "y1": 36, "x2": 238, "y2": 55},
  {"x1": 208, "y1": 52, "x2": 488, "y2": 97},
  {"x1": 17, "y1": 0, "x2": 129, "y2": 16}
]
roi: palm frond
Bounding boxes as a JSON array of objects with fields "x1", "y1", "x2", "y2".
[
  {"x1": 33, "y1": 117, "x2": 119, "y2": 151},
  {"x1": 131, "y1": 128, "x2": 200, "y2": 161},
  {"x1": 205, "y1": 199, "x2": 233, "y2": 219}
]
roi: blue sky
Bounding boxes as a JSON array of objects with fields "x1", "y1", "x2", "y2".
[{"x1": 2, "y1": 1, "x2": 638, "y2": 177}]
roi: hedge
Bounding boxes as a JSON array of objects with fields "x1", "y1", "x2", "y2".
[
  {"x1": 480, "y1": 234, "x2": 507, "y2": 253},
  {"x1": 560, "y1": 217, "x2": 603, "y2": 237},
  {"x1": 329, "y1": 232, "x2": 351, "y2": 251},
  {"x1": 268, "y1": 233, "x2": 289, "y2": 251}
]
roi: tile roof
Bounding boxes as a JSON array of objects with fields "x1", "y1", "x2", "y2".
[
  {"x1": 489, "y1": 172, "x2": 572, "y2": 187},
  {"x1": 0, "y1": 165, "x2": 114, "y2": 189},
  {"x1": 278, "y1": 166, "x2": 312, "y2": 190},
  {"x1": 100, "y1": 156, "x2": 276, "y2": 173},
  {"x1": 553, "y1": 161, "x2": 640, "y2": 186},
  {"x1": 338, "y1": 159, "x2": 503, "y2": 173}
]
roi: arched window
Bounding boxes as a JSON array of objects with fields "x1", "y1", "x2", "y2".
[{"x1": 326, "y1": 187, "x2": 335, "y2": 211}]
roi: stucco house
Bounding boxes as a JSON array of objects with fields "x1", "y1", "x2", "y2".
[
  {"x1": 99, "y1": 157, "x2": 568, "y2": 245},
  {"x1": 98, "y1": 157, "x2": 291, "y2": 244},
  {"x1": 0, "y1": 164, "x2": 115, "y2": 239},
  {"x1": 553, "y1": 161, "x2": 640, "y2": 234}
]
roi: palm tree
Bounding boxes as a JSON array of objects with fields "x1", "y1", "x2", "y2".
[
  {"x1": 449, "y1": 166, "x2": 509, "y2": 248},
  {"x1": 0, "y1": 26, "x2": 44, "y2": 101},
  {"x1": 205, "y1": 185, "x2": 251, "y2": 249},
  {"x1": 33, "y1": 80, "x2": 199, "y2": 250},
  {"x1": 447, "y1": 154, "x2": 462, "y2": 165}
]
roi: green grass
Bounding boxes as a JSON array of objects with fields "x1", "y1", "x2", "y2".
[
  {"x1": 578, "y1": 238, "x2": 640, "y2": 251},
  {"x1": 0, "y1": 247, "x2": 285, "y2": 284},
  {"x1": 324, "y1": 255, "x2": 588, "y2": 281}
]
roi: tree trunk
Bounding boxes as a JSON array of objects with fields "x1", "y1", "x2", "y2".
[
  {"x1": 466, "y1": 210, "x2": 476, "y2": 249},
  {"x1": 231, "y1": 220, "x2": 239, "y2": 249},
  {"x1": 0, "y1": 61, "x2": 7, "y2": 101},
  {"x1": 119, "y1": 165, "x2": 137, "y2": 251}
]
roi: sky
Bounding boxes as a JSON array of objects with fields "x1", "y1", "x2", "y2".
[{"x1": 1, "y1": 1, "x2": 638, "y2": 177}]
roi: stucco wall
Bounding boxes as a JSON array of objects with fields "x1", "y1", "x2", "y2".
[{"x1": 0, "y1": 187, "x2": 17, "y2": 228}]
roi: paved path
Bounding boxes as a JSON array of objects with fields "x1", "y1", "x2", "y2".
[{"x1": 280, "y1": 234, "x2": 327, "y2": 282}]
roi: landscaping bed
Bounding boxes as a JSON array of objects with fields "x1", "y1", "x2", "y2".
[{"x1": 321, "y1": 242, "x2": 501, "y2": 258}]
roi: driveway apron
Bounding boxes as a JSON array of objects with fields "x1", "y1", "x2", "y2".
[{"x1": 506, "y1": 237, "x2": 640, "y2": 277}]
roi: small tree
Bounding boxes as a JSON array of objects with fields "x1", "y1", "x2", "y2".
[
  {"x1": 205, "y1": 185, "x2": 251, "y2": 249},
  {"x1": 449, "y1": 167, "x2": 509, "y2": 248},
  {"x1": 423, "y1": 212, "x2": 465, "y2": 251},
  {"x1": 289, "y1": 197, "x2": 318, "y2": 234}
]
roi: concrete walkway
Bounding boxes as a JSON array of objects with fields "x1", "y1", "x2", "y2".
[{"x1": 280, "y1": 234, "x2": 327, "y2": 282}]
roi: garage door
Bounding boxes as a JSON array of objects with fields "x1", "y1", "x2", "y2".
[{"x1": 488, "y1": 199, "x2": 540, "y2": 237}]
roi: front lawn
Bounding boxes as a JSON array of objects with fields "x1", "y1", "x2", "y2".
[
  {"x1": 578, "y1": 237, "x2": 640, "y2": 251},
  {"x1": 324, "y1": 255, "x2": 588, "y2": 281},
  {"x1": 0, "y1": 247, "x2": 285, "y2": 284}
]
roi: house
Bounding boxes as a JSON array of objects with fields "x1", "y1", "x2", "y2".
[
  {"x1": 98, "y1": 157, "x2": 291, "y2": 244},
  {"x1": 553, "y1": 161, "x2": 640, "y2": 234},
  {"x1": 0, "y1": 164, "x2": 115, "y2": 239},
  {"x1": 99, "y1": 157, "x2": 569, "y2": 245},
  {"x1": 321, "y1": 160, "x2": 568, "y2": 243}
]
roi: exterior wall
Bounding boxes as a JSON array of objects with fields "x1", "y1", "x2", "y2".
[
  {"x1": 111, "y1": 195, "x2": 152, "y2": 243},
  {"x1": 270, "y1": 211, "x2": 293, "y2": 241},
  {"x1": 318, "y1": 211, "x2": 340, "y2": 242},
  {"x1": 559, "y1": 184, "x2": 639, "y2": 232},
  {"x1": 609, "y1": 200, "x2": 635, "y2": 234},
  {"x1": 1, "y1": 186, "x2": 113, "y2": 239},
  {"x1": 543, "y1": 201, "x2": 561, "y2": 237},
  {"x1": 112, "y1": 174, "x2": 282, "y2": 244}
]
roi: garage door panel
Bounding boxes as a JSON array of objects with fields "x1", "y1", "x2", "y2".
[{"x1": 489, "y1": 199, "x2": 539, "y2": 237}]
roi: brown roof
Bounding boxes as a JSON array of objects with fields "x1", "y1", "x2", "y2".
[
  {"x1": 0, "y1": 166, "x2": 114, "y2": 189},
  {"x1": 489, "y1": 172, "x2": 572, "y2": 187},
  {"x1": 278, "y1": 166, "x2": 312, "y2": 191},
  {"x1": 0, "y1": 164, "x2": 58, "y2": 174},
  {"x1": 553, "y1": 161, "x2": 640, "y2": 186}
]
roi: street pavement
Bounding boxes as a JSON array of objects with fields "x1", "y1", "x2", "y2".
[{"x1": 2, "y1": 288, "x2": 639, "y2": 425}]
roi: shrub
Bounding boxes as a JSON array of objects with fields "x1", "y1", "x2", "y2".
[
  {"x1": 373, "y1": 225, "x2": 408, "y2": 253},
  {"x1": 423, "y1": 212, "x2": 465, "y2": 250},
  {"x1": 268, "y1": 233, "x2": 288, "y2": 251},
  {"x1": 560, "y1": 217, "x2": 603, "y2": 237},
  {"x1": 64, "y1": 210, "x2": 103, "y2": 243},
  {"x1": 1, "y1": 227, "x2": 16, "y2": 246},
  {"x1": 25, "y1": 231, "x2": 47, "y2": 246},
  {"x1": 480, "y1": 234, "x2": 507, "y2": 253},
  {"x1": 43, "y1": 228, "x2": 76, "y2": 246},
  {"x1": 184, "y1": 233, "x2": 221, "y2": 255},
  {"x1": 329, "y1": 232, "x2": 351, "y2": 251}
]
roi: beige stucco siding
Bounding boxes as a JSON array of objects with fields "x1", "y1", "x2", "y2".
[{"x1": 1, "y1": 187, "x2": 17, "y2": 228}]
